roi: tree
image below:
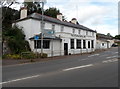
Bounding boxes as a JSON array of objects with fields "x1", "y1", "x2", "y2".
[
  {"x1": 23, "y1": 0, "x2": 42, "y2": 15},
  {"x1": 3, "y1": 25, "x2": 30, "y2": 54},
  {"x1": 2, "y1": 6, "x2": 20, "y2": 29},
  {"x1": 113, "y1": 35, "x2": 120, "y2": 40},
  {"x1": 0, "y1": 0, "x2": 19, "y2": 21},
  {"x1": 44, "y1": 7, "x2": 60, "y2": 18}
]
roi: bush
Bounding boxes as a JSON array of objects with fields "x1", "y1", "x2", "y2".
[
  {"x1": 3, "y1": 54, "x2": 21, "y2": 59},
  {"x1": 21, "y1": 52, "x2": 36, "y2": 59},
  {"x1": 37, "y1": 53, "x2": 48, "y2": 58}
]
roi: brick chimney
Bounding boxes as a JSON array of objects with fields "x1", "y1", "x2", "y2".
[
  {"x1": 20, "y1": 7, "x2": 27, "y2": 19},
  {"x1": 57, "y1": 13, "x2": 63, "y2": 21},
  {"x1": 71, "y1": 18, "x2": 77, "y2": 24}
]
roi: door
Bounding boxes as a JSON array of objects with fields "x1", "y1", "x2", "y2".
[{"x1": 64, "y1": 43, "x2": 68, "y2": 55}]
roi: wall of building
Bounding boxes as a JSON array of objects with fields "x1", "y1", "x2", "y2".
[{"x1": 15, "y1": 18, "x2": 96, "y2": 57}]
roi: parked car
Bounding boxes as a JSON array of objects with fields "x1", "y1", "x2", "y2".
[{"x1": 112, "y1": 43, "x2": 118, "y2": 47}]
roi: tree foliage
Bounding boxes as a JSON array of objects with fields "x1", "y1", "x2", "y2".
[
  {"x1": 3, "y1": 25, "x2": 31, "y2": 54},
  {"x1": 44, "y1": 7, "x2": 60, "y2": 18},
  {"x1": 23, "y1": 1, "x2": 42, "y2": 15},
  {"x1": 2, "y1": 7, "x2": 20, "y2": 29},
  {"x1": 113, "y1": 35, "x2": 120, "y2": 40}
]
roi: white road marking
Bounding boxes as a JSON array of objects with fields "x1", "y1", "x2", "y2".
[
  {"x1": 0, "y1": 75, "x2": 40, "y2": 85},
  {"x1": 102, "y1": 59, "x2": 118, "y2": 63},
  {"x1": 115, "y1": 52, "x2": 118, "y2": 53},
  {"x1": 88, "y1": 54, "x2": 99, "y2": 57},
  {"x1": 62, "y1": 64, "x2": 94, "y2": 71},
  {"x1": 106, "y1": 56, "x2": 118, "y2": 59}
]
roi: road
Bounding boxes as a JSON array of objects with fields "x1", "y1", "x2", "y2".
[{"x1": 2, "y1": 47, "x2": 118, "y2": 87}]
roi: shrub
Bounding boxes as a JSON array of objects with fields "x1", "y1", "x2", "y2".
[
  {"x1": 3, "y1": 54, "x2": 21, "y2": 59},
  {"x1": 37, "y1": 53, "x2": 48, "y2": 58},
  {"x1": 21, "y1": 52, "x2": 36, "y2": 59}
]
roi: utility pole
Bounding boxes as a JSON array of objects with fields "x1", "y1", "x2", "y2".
[{"x1": 41, "y1": 2, "x2": 44, "y2": 57}]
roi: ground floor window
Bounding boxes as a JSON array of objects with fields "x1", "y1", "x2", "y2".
[
  {"x1": 88, "y1": 41, "x2": 90, "y2": 48},
  {"x1": 91, "y1": 40, "x2": 94, "y2": 48},
  {"x1": 83, "y1": 40, "x2": 86, "y2": 49},
  {"x1": 71, "y1": 39, "x2": 74, "y2": 49},
  {"x1": 34, "y1": 40, "x2": 50, "y2": 49},
  {"x1": 76, "y1": 39, "x2": 81, "y2": 49},
  {"x1": 102, "y1": 43, "x2": 104, "y2": 46}
]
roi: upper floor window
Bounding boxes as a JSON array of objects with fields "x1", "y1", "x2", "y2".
[
  {"x1": 92, "y1": 32, "x2": 94, "y2": 36},
  {"x1": 73, "y1": 29, "x2": 75, "y2": 34},
  {"x1": 52, "y1": 24, "x2": 55, "y2": 30},
  {"x1": 86, "y1": 31, "x2": 88, "y2": 35},
  {"x1": 78, "y1": 30, "x2": 81, "y2": 34},
  {"x1": 41, "y1": 22, "x2": 45, "y2": 29},
  {"x1": 61, "y1": 26, "x2": 64, "y2": 32}
]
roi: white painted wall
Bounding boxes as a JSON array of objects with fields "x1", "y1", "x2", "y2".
[{"x1": 14, "y1": 18, "x2": 96, "y2": 57}]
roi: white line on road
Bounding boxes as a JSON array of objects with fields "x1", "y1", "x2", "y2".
[
  {"x1": 88, "y1": 54, "x2": 99, "y2": 57},
  {"x1": 102, "y1": 59, "x2": 118, "y2": 63},
  {"x1": 62, "y1": 64, "x2": 94, "y2": 71},
  {"x1": 106, "y1": 56, "x2": 118, "y2": 59},
  {"x1": 0, "y1": 75, "x2": 40, "y2": 85}
]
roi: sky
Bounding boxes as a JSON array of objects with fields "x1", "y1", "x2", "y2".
[{"x1": 11, "y1": 0, "x2": 118, "y2": 36}]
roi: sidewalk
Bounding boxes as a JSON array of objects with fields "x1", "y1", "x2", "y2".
[{"x1": 2, "y1": 48, "x2": 110, "y2": 66}]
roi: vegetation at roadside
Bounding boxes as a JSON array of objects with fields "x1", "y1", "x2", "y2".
[{"x1": 3, "y1": 52, "x2": 47, "y2": 59}]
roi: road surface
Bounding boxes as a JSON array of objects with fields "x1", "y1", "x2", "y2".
[{"x1": 2, "y1": 47, "x2": 118, "y2": 87}]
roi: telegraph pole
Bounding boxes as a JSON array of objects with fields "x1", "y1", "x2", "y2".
[{"x1": 41, "y1": 2, "x2": 44, "y2": 57}]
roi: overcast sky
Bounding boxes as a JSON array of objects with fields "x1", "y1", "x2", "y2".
[{"x1": 11, "y1": 0, "x2": 118, "y2": 36}]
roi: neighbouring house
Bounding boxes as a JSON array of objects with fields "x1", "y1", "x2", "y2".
[
  {"x1": 13, "y1": 8, "x2": 96, "y2": 57},
  {"x1": 96, "y1": 33, "x2": 114, "y2": 49}
]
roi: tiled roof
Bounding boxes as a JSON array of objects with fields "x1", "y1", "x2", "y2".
[{"x1": 15, "y1": 13, "x2": 96, "y2": 32}]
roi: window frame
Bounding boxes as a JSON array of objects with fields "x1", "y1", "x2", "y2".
[{"x1": 71, "y1": 39, "x2": 74, "y2": 49}]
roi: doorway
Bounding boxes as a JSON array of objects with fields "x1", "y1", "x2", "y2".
[{"x1": 64, "y1": 43, "x2": 68, "y2": 55}]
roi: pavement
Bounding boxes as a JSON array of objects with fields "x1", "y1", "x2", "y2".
[
  {"x1": 2, "y1": 48, "x2": 108, "y2": 66},
  {"x1": 2, "y1": 47, "x2": 119, "y2": 87}
]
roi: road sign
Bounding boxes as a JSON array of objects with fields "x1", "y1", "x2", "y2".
[{"x1": 34, "y1": 35, "x2": 39, "y2": 40}]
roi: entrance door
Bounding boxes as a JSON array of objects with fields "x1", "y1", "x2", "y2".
[{"x1": 64, "y1": 43, "x2": 68, "y2": 55}]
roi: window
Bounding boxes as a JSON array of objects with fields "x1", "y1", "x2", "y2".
[
  {"x1": 52, "y1": 24, "x2": 55, "y2": 30},
  {"x1": 91, "y1": 40, "x2": 94, "y2": 48},
  {"x1": 61, "y1": 26, "x2": 64, "y2": 32},
  {"x1": 88, "y1": 41, "x2": 90, "y2": 48},
  {"x1": 102, "y1": 43, "x2": 104, "y2": 46},
  {"x1": 73, "y1": 29, "x2": 75, "y2": 33},
  {"x1": 83, "y1": 40, "x2": 86, "y2": 49},
  {"x1": 71, "y1": 39, "x2": 74, "y2": 49},
  {"x1": 92, "y1": 32, "x2": 94, "y2": 36},
  {"x1": 76, "y1": 39, "x2": 81, "y2": 49},
  {"x1": 34, "y1": 40, "x2": 50, "y2": 49},
  {"x1": 86, "y1": 31, "x2": 88, "y2": 35},
  {"x1": 78, "y1": 30, "x2": 81, "y2": 34},
  {"x1": 41, "y1": 22, "x2": 45, "y2": 29}
]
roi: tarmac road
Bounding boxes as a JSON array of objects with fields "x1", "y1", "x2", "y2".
[{"x1": 2, "y1": 47, "x2": 118, "y2": 87}]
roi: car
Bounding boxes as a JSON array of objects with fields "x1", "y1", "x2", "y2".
[{"x1": 112, "y1": 43, "x2": 118, "y2": 47}]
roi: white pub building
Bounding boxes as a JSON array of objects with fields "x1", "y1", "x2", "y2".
[{"x1": 13, "y1": 8, "x2": 97, "y2": 57}]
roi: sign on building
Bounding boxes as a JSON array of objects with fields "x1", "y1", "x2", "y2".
[{"x1": 43, "y1": 29, "x2": 55, "y2": 38}]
